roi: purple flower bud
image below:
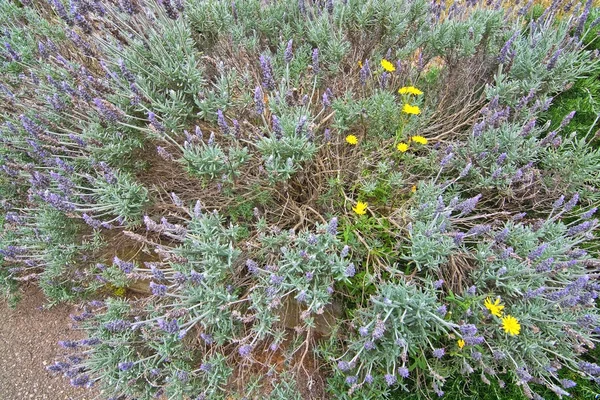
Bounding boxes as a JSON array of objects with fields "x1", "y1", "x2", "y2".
[
  {"x1": 326, "y1": 0, "x2": 334, "y2": 14},
  {"x1": 496, "y1": 153, "x2": 507, "y2": 165},
  {"x1": 322, "y1": 92, "x2": 331, "y2": 108},
  {"x1": 159, "y1": 0, "x2": 178, "y2": 19},
  {"x1": 567, "y1": 220, "x2": 596, "y2": 236},
  {"x1": 432, "y1": 348, "x2": 445, "y2": 359},
  {"x1": 433, "y1": 279, "x2": 444, "y2": 289},
  {"x1": 385, "y1": 374, "x2": 397, "y2": 386},
  {"x1": 254, "y1": 86, "x2": 264, "y2": 114},
  {"x1": 327, "y1": 217, "x2": 338, "y2": 235},
  {"x1": 512, "y1": 212, "x2": 526, "y2": 221},
  {"x1": 398, "y1": 366, "x2": 409, "y2": 378},
  {"x1": 467, "y1": 224, "x2": 491, "y2": 236},
  {"x1": 560, "y1": 111, "x2": 576, "y2": 129},
  {"x1": 581, "y1": 207, "x2": 597, "y2": 220},
  {"x1": 372, "y1": 320, "x2": 386, "y2": 339},
  {"x1": 340, "y1": 245, "x2": 350, "y2": 258},
  {"x1": 579, "y1": 361, "x2": 600, "y2": 376},
  {"x1": 364, "y1": 341, "x2": 375, "y2": 350},
  {"x1": 284, "y1": 39, "x2": 293, "y2": 64},
  {"x1": 113, "y1": 256, "x2": 134, "y2": 273},
  {"x1": 150, "y1": 282, "x2": 167, "y2": 296},
  {"x1": 561, "y1": 379, "x2": 577, "y2": 389},
  {"x1": 495, "y1": 227, "x2": 509, "y2": 243},
  {"x1": 338, "y1": 361, "x2": 350, "y2": 371},
  {"x1": 345, "y1": 263, "x2": 356, "y2": 277},
  {"x1": 52, "y1": 0, "x2": 73, "y2": 25},
  {"x1": 459, "y1": 162, "x2": 472, "y2": 178},
  {"x1": 260, "y1": 55, "x2": 275, "y2": 90},
  {"x1": 453, "y1": 232, "x2": 465, "y2": 245},
  {"x1": 524, "y1": 286, "x2": 546, "y2": 299},
  {"x1": 528, "y1": 243, "x2": 548, "y2": 261},
  {"x1": 460, "y1": 324, "x2": 478, "y2": 337},
  {"x1": 564, "y1": 193, "x2": 579, "y2": 212},
  {"x1": 456, "y1": 194, "x2": 482, "y2": 215},
  {"x1": 440, "y1": 152, "x2": 454, "y2": 167},
  {"x1": 547, "y1": 48, "x2": 562, "y2": 70},
  {"x1": 312, "y1": 48, "x2": 320, "y2": 74},
  {"x1": 472, "y1": 120, "x2": 485, "y2": 137},
  {"x1": 498, "y1": 32, "x2": 517, "y2": 64},
  {"x1": 359, "y1": 59, "x2": 370, "y2": 85},
  {"x1": 118, "y1": 361, "x2": 134, "y2": 371},
  {"x1": 217, "y1": 109, "x2": 229, "y2": 135}
]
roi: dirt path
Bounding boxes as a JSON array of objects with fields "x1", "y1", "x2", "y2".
[{"x1": 0, "y1": 285, "x2": 100, "y2": 400}]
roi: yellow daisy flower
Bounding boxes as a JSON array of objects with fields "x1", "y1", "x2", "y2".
[
  {"x1": 345, "y1": 135, "x2": 358, "y2": 145},
  {"x1": 411, "y1": 185, "x2": 417, "y2": 193},
  {"x1": 396, "y1": 142, "x2": 409, "y2": 152},
  {"x1": 352, "y1": 201, "x2": 368, "y2": 215},
  {"x1": 402, "y1": 104, "x2": 421, "y2": 115},
  {"x1": 381, "y1": 59, "x2": 396, "y2": 72},
  {"x1": 501, "y1": 315, "x2": 521, "y2": 336},
  {"x1": 410, "y1": 135, "x2": 428, "y2": 145},
  {"x1": 457, "y1": 339, "x2": 465, "y2": 349},
  {"x1": 484, "y1": 297, "x2": 505, "y2": 317},
  {"x1": 398, "y1": 86, "x2": 424, "y2": 95}
]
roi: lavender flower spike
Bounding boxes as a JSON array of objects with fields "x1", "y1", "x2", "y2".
[
  {"x1": 254, "y1": 86, "x2": 264, "y2": 115},
  {"x1": 284, "y1": 39, "x2": 293, "y2": 64},
  {"x1": 259, "y1": 55, "x2": 275, "y2": 90},
  {"x1": 312, "y1": 48, "x2": 320, "y2": 74}
]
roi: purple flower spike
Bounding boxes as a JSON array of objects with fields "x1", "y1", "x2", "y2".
[{"x1": 284, "y1": 39, "x2": 293, "y2": 64}]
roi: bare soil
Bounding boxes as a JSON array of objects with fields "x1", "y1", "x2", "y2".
[{"x1": 0, "y1": 285, "x2": 100, "y2": 400}]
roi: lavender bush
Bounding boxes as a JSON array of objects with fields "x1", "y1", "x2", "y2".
[{"x1": 1, "y1": 0, "x2": 599, "y2": 399}]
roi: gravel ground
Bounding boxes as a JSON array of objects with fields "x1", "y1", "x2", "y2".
[{"x1": 0, "y1": 285, "x2": 100, "y2": 400}]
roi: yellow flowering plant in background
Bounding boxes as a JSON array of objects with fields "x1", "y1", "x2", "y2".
[
  {"x1": 381, "y1": 59, "x2": 395, "y2": 72},
  {"x1": 345, "y1": 134, "x2": 358, "y2": 145},
  {"x1": 410, "y1": 135, "x2": 428, "y2": 145},
  {"x1": 402, "y1": 104, "x2": 421, "y2": 115},
  {"x1": 396, "y1": 142, "x2": 409, "y2": 152},
  {"x1": 398, "y1": 86, "x2": 423, "y2": 95},
  {"x1": 501, "y1": 315, "x2": 521, "y2": 336},
  {"x1": 352, "y1": 201, "x2": 368, "y2": 215},
  {"x1": 484, "y1": 297, "x2": 505, "y2": 317}
]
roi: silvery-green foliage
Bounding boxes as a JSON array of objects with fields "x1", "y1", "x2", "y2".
[
  {"x1": 426, "y1": 9, "x2": 504, "y2": 61},
  {"x1": 194, "y1": 68, "x2": 239, "y2": 121},
  {"x1": 489, "y1": 17, "x2": 599, "y2": 104},
  {"x1": 92, "y1": 171, "x2": 149, "y2": 225},
  {"x1": 182, "y1": 139, "x2": 250, "y2": 181},
  {"x1": 405, "y1": 182, "x2": 457, "y2": 273},
  {"x1": 541, "y1": 132, "x2": 600, "y2": 201},
  {"x1": 254, "y1": 219, "x2": 353, "y2": 318},
  {"x1": 102, "y1": 11, "x2": 207, "y2": 129},
  {"x1": 336, "y1": 280, "x2": 452, "y2": 391},
  {"x1": 0, "y1": 207, "x2": 102, "y2": 303},
  {"x1": 332, "y1": 91, "x2": 404, "y2": 138},
  {"x1": 256, "y1": 114, "x2": 317, "y2": 183}
]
